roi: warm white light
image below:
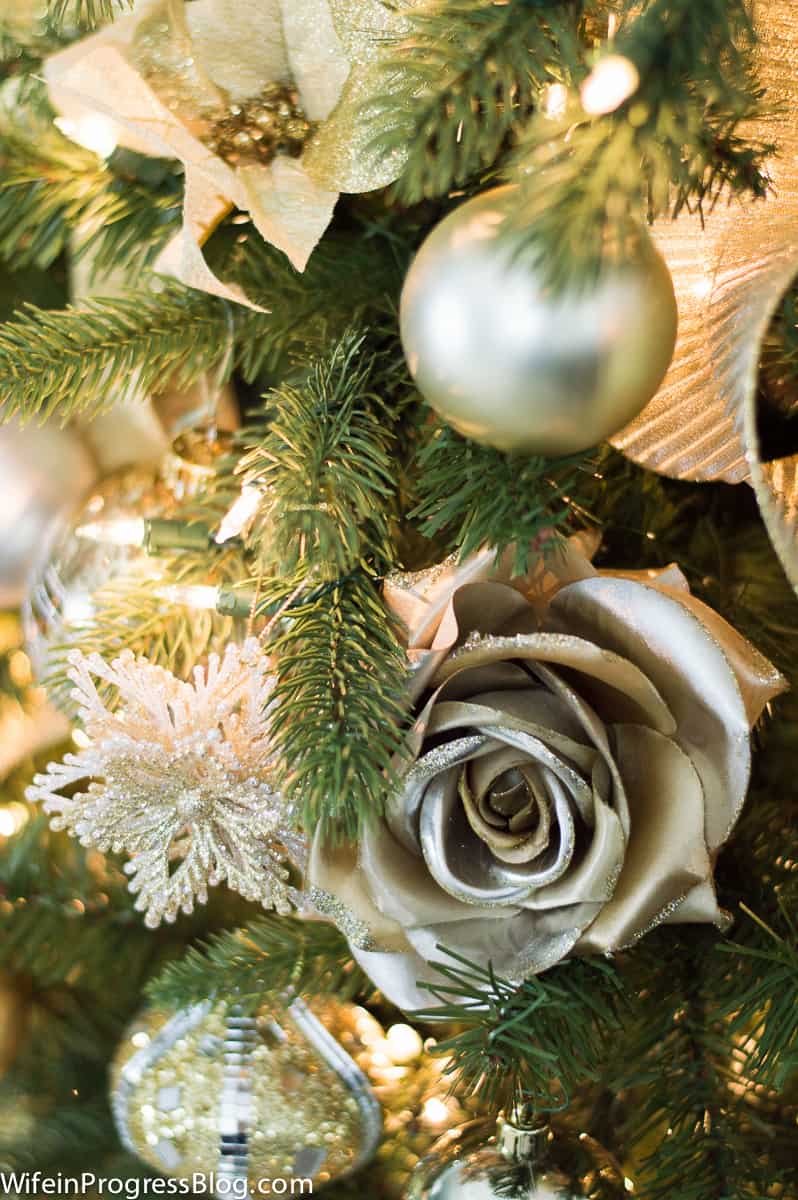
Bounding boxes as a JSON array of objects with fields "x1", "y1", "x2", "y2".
[
  {"x1": 421, "y1": 1098, "x2": 450, "y2": 1128},
  {"x1": 63, "y1": 593, "x2": 95, "y2": 623},
  {"x1": 0, "y1": 803, "x2": 29, "y2": 839},
  {"x1": 543, "y1": 82, "x2": 569, "y2": 119},
  {"x1": 215, "y1": 484, "x2": 262, "y2": 544},
  {"x1": 8, "y1": 650, "x2": 31, "y2": 688},
  {"x1": 385, "y1": 1023, "x2": 423, "y2": 1064},
  {"x1": 156, "y1": 583, "x2": 220, "y2": 611},
  {"x1": 76, "y1": 517, "x2": 147, "y2": 547},
  {"x1": 72, "y1": 729, "x2": 92, "y2": 749},
  {"x1": 55, "y1": 114, "x2": 119, "y2": 160},
  {"x1": 580, "y1": 55, "x2": 640, "y2": 115}
]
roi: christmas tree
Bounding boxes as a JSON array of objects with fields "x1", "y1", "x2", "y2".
[{"x1": 1, "y1": 1, "x2": 797, "y2": 1197}]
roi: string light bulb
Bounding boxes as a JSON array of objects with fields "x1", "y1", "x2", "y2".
[
  {"x1": 76, "y1": 517, "x2": 217, "y2": 554},
  {"x1": 215, "y1": 484, "x2": 262, "y2": 544},
  {"x1": 543, "y1": 82, "x2": 569, "y2": 119},
  {"x1": 76, "y1": 517, "x2": 147, "y2": 547},
  {"x1": 156, "y1": 583, "x2": 256, "y2": 618},
  {"x1": 54, "y1": 114, "x2": 118, "y2": 159},
  {"x1": 580, "y1": 55, "x2": 640, "y2": 115}
]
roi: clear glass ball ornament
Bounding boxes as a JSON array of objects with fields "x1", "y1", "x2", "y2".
[
  {"x1": 23, "y1": 467, "x2": 175, "y2": 710},
  {"x1": 408, "y1": 1118, "x2": 589, "y2": 1200}
]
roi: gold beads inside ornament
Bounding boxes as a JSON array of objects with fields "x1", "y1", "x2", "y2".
[
  {"x1": 203, "y1": 84, "x2": 315, "y2": 168},
  {"x1": 111, "y1": 998, "x2": 382, "y2": 1188}
]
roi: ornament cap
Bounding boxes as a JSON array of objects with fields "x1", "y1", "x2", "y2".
[{"x1": 497, "y1": 1112, "x2": 549, "y2": 1163}]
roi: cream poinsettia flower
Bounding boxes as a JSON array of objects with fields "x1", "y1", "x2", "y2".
[
  {"x1": 309, "y1": 535, "x2": 786, "y2": 1011},
  {"x1": 45, "y1": 0, "x2": 409, "y2": 306}
]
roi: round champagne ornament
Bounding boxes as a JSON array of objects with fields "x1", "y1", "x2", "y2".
[
  {"x1": 400, "y1": 187, "x2": 678, "y2": 456},
  {"x1": 111, "y1": 998, "x2": 382, "y2": 1189},
  {"x1": 0, "y1": 419, "x2": 97, "y2": 609},
  {"x1": 408, "y1": 1116, "x2": 587, "y2": 1200}
]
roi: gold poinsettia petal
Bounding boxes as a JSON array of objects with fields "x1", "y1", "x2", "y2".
[
  {"x1": 610, "y1": 0, "x2": 798, "y2": 591},
  {"x1": 45, "y1": 0, "x2": 411, "y2": 301},
  {"x1": 302, "y1": 0, "x2": 416, "y2": 192}
]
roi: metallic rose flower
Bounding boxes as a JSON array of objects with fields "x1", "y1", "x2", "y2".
[
  {"x1": 309, "y1": 536, "x2": 786, "y2": 1011},
  {"x1": 45, "y1": 0, "x2": 411, "y2": 306}
]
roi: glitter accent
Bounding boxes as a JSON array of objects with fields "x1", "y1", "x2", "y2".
[
  {"x1": 308, "y1": 887, "x2": 379, "y2": 952},
  {"x1": 27, "y1": 640, "x2": 306, "y2": 927},
  {"x1": 385, "y1": 553, "x2": 459, "y2": 597},
  {"x1": 615, "y1": 893, "x2": 694, "y2": 949}
]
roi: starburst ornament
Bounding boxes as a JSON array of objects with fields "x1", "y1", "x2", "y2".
[{"x1": 28, "y1": 640, "x2": 304, "y2": 928}]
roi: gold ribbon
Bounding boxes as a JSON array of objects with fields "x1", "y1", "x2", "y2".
[{"x1": 611, "y1": 0, "x2": 798, "y2": 591}]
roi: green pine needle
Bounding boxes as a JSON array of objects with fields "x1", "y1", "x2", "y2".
[
  {"x1": 268, "y1": 571, "x2": 409, "y2": 840},
  {"x1": 47, "y1": 0, "x2": 130, "y2": 31},
  {"x1": 411, "y1": 421, "x2": 591, "y2": 572},
  {"x1": 146, "y1": 915, "x2": 367, "y2": 1014},
  {"x1": 239, "y1": 331, "x2": 401, "y2": 577},
  {"x1": 370, "y1": 0, "x2": 579, "y2": 204},
  {"x1": 411, "y1": 950, "x2": 623, "y2": 1115},
  {"x1": 507, "y1": 0, "x2": 772, "y2": 283},
  {"x1": 0, "y1": 287, "x2": 234, "y2": 424},
  {"x1": 0, "y1": 124, "x2": 181, "y2": 276}
]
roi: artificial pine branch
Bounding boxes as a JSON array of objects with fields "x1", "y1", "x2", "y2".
[
  {"x1": 0, "y1": 287, "x2": 236, "y2": 423},
  {"x1": 146, "y1": 916, "x2": 368, "y2": 1014},
  {"x1": 267, "y1": 571, "x2": 409, "y2": 839},
  {"x1": 609, "y1": 934, "x2": 792, "y2": 1200},
  {"x1": 0, "y1": 124, "x2": 180, "y2": 274},
  {"x1": 370, "y1": 0, "x2": 583, "y2": 204},
  {"x1": 47, "y1": 0, "x2": 131, "y2": 31},
  {"x1": 508, "y1": 0, "x2": 772, "y2": 282},
  {"x1": 239, "y1": 331, "x2": 401, "y2": 576},
  {"x1": 411, "y1": 421, "x2": 591, "y2": 572},
  {"x1": 42, "y1": 542, "x2": 249, "y2": 710},
  {"x1": 219, "y1": 228, "x2": 408, "y2": 379},
  {"x1": 411, "y1": 950, "x2": 623, "y2": 1115},
  {"x1": 0, "y1": 815, "x2": 151, "y2": 989},
  {"x1": 717, "y1": 904, "x2": 798, "y2": 1093}
]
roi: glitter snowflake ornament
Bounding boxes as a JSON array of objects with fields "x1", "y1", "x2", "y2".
[{"x1": 28, "y1": 640, "x2": 304, "y2": 927}]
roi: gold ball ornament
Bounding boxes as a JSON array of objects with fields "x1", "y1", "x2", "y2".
[
  {"x1": 399, "y1": 187, "x2": 678, "y2": 456},
  {"x1": 408, "y1": 1119, "x2": 589, "y2": 1200},
  {"x1": 111, "y1": 998, "x2": 382, "y2": 1190}
]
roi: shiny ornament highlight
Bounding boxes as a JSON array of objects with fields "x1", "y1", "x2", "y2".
[
  {"x1": 110, "y1": 999, "x2": 382, "y2": 1189},
  {"x1": 408, "y1": 1120, "x2": 587, "y2": 1200},
  {"x1": 0, "y1": 419, "x2": 96, "y2": 610},
  {"x1": 399, "y1": 186, "x2": 678, "y2": 456},
  {"x1": 23, "y1": 468, "x2": 176, "y2": 710}
]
